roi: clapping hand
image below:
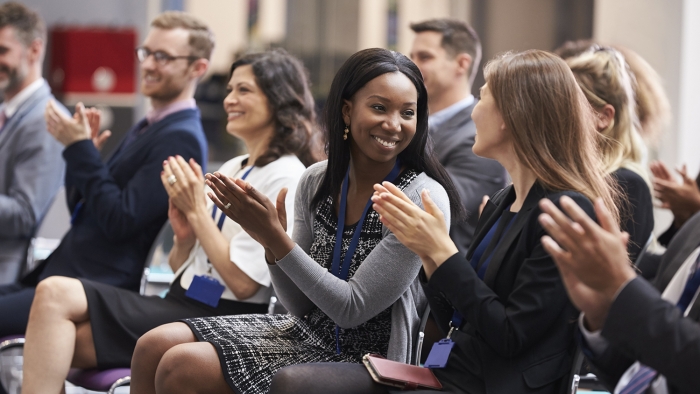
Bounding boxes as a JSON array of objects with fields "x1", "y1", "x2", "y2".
[
  {"x1": 371, "y1": 182, "x2": 457, "y2": 278},
  {"x1": 45, "y1": 101, "x2": 92, "y2": 147},
  {"x1": 650, "y1": 161, "x2": 700, "y2": 228},
  {"x1": 168, "y1": 199, "x2": 195, "y2": 246},
  {"x1": 84, "y1": 107, "x2": 112, "y2": 151},
  {"x1": 538, "y1": 196, "x2": 636, "y2": 331},
  {"x1": 205, "y1": 172, "x2": 293, "y2": 260},
  {"x1": 160, "y1": 156, "x2": 207, "y2": 217}
]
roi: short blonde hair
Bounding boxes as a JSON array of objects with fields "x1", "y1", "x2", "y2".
[{"x1": 151, "y1": 11, "x2": 214, "y2": 61}]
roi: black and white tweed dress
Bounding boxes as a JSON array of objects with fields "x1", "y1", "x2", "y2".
[{"x1": 183, "y1": 170, "x2": 418, "y2": 394}]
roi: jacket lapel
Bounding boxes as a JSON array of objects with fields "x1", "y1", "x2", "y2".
[
  {"x1": 482, "y1": 182, "x2": 547, "y2": 287},
  {"x1": 430, "y1": 100, "x2": 477, "y2": 138},
  {"x1": 466, "y1": 185, "x2": 514, "y2": 262},
  {"x1": 0, "y1": 84, "x2": 51, "y2": 147},
  {"x1": 686, "y1": 297, "x2": 700, "y2": 322},
  {"x1": 654, "y1": 214, "x2": 700, "y2": 292}
]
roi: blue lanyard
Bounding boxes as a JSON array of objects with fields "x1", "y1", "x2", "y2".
[
  {"x1": 207, "y1": 165, "x2": 254, "y2": 270},
  {"x1": 332, "y1": 160, "x2": 402, "y2": 354}
]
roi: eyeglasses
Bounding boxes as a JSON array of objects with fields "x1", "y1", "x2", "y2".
[{"x1": 135, "y1": 47, "x2": 199, "y2": 66}]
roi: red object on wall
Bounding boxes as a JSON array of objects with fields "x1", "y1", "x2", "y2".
[{"x1": 49, "y1": 27, "x2": 137, "y2": 95}]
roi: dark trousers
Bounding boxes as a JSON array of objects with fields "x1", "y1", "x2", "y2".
[{"x1": 0, "y1": 283, "x2": 35, "y2": 337}]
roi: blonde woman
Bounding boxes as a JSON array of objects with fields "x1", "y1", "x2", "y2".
[{"x1": 561, "y1": 45, "x2": 654, "y2": 263}]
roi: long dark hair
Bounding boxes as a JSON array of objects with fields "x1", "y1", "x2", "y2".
[
  {"x1": 311, "y1": 48, "x2": 465, "y2": 221},
  {"x1": 230, "y1": 49, "x2": 325, "y2": 167}
]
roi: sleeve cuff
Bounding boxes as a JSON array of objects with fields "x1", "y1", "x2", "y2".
[
  {"x1": 427, "y1": 252, "x2": 466, "y2": 290},
  {"x1": 579, "y1": 313, "x2": 609, "y2": 356}
]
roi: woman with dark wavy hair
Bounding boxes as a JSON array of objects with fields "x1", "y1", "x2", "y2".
[
  {"x1": 20, "y1": 49, "x2": 319, "y2": 393},
  {"x1": 129, "y1": 47, "x2": 463, "y2": 394}
]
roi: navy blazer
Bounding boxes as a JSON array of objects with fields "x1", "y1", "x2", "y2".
[
  {"x1": 29, "y1": 108, "x2": 207, "y2": 291},
  {"x1": 421, "y1": 182, "x2": 594, "y2": 393}
]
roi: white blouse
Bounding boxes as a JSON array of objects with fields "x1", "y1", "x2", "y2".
[{"x1": 175, "y1": 154, "x2": 306, "y2": 304}]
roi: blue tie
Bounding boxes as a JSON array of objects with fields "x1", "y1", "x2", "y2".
[{"x1": 618, "y1": 253, "x2": 700, "y2": 394}]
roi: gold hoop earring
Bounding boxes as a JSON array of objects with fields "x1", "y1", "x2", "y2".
[{"x1": 343, "y1": 124, "x2": 349, "y2": 140}]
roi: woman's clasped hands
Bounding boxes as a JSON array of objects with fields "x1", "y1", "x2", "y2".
[
  {"x1": 204, "y1": 172, "x2": 294, "y2": 262},
  {"x1": 372, "y1": 181, "x2": 458, "y2": 278}
]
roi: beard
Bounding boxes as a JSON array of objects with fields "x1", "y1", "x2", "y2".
[
  {"x1": 141, "y1": 68, "x2": 189, "y2": 103},
  {"x1": 0, "y1": 63, "x2": 25, "y2": 94},
  {"x1": 0, "y1": 49, "x2": 29, "y2": 95}
]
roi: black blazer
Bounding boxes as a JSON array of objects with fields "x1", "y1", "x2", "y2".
[
  {"x1": 26, "y1": 108, "x2": 207, "y2": 291},
  {"x1": 421, "y1": 182, "x2": 594, "y2": 393},
  {"x1": 587, "y1": 211, "x2": 700, "y2": 394},
  {"x1": 613, "y1": 168, "x2": 653, "y2": 264}
]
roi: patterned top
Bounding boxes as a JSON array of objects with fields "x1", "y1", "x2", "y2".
[{"x1": 305, "y1": 169, "x2": 418, "y2": 360}]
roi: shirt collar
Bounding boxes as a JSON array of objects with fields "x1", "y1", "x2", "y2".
[
  {"x1": 146, "y1": 98, "x2": 196, "y2": 125},
  {"x1": 1, "y1": 78, "x2": 46, "y2": 118},
  {"x1": 429, "y1": 94, "x2": 475, "y2": 129}
]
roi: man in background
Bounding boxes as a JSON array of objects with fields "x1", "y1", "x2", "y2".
[
  {"x1": 410, "y1": 18, "x2": 507, "y2": 255},
  {"x1": 0, "y1": 2, "x2": 65, "y2": 285}
]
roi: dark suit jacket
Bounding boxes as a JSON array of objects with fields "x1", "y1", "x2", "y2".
[
  {"x1": 28, "y1": 108, "x2": 207, "y2": 291},
  {"x1": 587, "y1": 211, "x2": 700, "y2": 394},
  {"x1": 0, "y1": 82, "x2": 65, "y2": 283},
  {"x1": 422, "y1": 182, "x2": 593, "y2": 393},
  {"x1": 430, "y1": 101, "x2": 507, "y2": 256}
]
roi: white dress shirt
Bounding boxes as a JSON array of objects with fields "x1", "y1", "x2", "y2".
[{"x1": 428, "y1": 94, "x2": 475, "y2": 129}]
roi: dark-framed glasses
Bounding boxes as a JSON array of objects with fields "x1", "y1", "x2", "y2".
[{"x1": 135, "y1": 47, "x2": 199, "y2": 65}]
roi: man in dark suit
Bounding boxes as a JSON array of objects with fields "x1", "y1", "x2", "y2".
[
  {"x1": 0, "y1": 11, "x2": 212, "y2": 337},
  {"x1": 538, "y1": 196, "x2": 700, "y2": 394},
  {"x1": 0, "y1": 2, "x2": 65, "y2": 284},
  {"x1": 410, "y1": 19, "x2": 507, "y2": 255}
]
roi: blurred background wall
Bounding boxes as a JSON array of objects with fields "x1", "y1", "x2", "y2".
[{"x1": 4, "y1": 0, "x2": 700, "y2": 232}]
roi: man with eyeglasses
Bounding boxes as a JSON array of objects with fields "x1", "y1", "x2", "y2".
[{"x1": 0, "y1": 11, "x2": 211, "y2": 339}]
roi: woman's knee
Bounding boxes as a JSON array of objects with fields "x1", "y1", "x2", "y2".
[
  {"x1": 32, "y1": 277, "x2": 87, "y2": 318},
  {"x1": 133, "y1": 323, "x2": 196, "y2": 366},
  {"x1": 154, "y1": 342, "x2": 228, "y2": 393},
  {"x1": 269, "y1": 366, "x2": 301, "y2": 394}
]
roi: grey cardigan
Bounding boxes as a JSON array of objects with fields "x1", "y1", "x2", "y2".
[{"x1": 269, "y1": 161, "x2": 451, "y2": 363}]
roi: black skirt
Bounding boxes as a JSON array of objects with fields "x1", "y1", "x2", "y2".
[{"x1": 80, "y1": 276, "x2": 269, "y2": 369}]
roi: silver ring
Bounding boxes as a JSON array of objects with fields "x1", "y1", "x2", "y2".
[
  {"x1": 224, "y1": 202, "x2": 231, "y2": 209},
  {"x1": 167, "y1": 175, "x2": 177, "y2": 185}
]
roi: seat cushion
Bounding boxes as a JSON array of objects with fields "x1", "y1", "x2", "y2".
[{"x1": 66, "y1": 368, "x2": 131, "y2": 391}]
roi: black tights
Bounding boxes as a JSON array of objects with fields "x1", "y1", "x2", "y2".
[{"x1": 269, "y1": 362, "x2": 391, "y2": 394}]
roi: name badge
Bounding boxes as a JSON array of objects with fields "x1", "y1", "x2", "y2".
[
  {"x1": 185, "y1": 275, "x2": 225, "y2": 308},
  {"x1": 423, "y1": 339, "x2": 455, "y2": 369}
]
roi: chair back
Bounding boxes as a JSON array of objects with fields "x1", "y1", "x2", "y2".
[{"x1": 140, "y1": 220, "x2": 175, "y2": 296}]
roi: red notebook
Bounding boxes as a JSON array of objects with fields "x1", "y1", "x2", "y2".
[{"x1": 362, "y1": 354, "x2": 443, "y2": 390}]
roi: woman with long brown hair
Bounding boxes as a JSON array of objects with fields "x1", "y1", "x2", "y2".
[{"x1": 269, "y1": 49, "x2": 620, "y2": 394}]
